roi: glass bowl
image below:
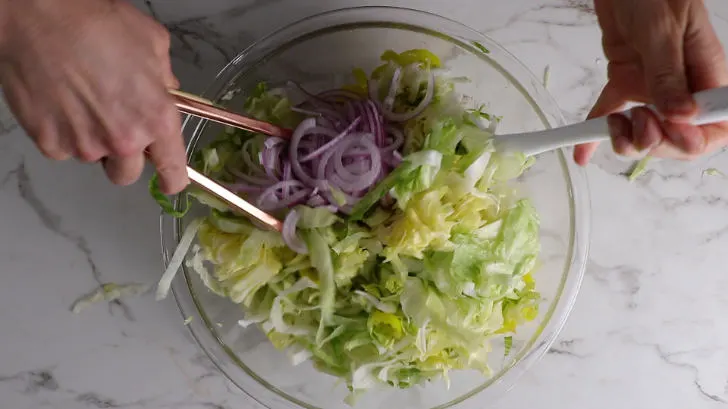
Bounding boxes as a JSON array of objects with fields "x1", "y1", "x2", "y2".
[{"x1": 161, "y1": 6, "x2": 590, "y2": 409}]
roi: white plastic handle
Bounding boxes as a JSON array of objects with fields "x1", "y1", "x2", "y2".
[{"x1": 495, "y1": 86, "x2": 728, "y2": 156}]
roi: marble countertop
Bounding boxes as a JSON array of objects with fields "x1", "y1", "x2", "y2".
[{"x1": 3, "y1": 1, "x2": 728, "y2": 408}]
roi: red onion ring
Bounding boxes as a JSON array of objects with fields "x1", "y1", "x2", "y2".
[
  {"x1": 383, "y1": 67, "x2": 402, "y2": 111},
  {"x1": 289, "y1": 118, "x2": 328, "y2": 189},
  {"x1": 300, "y1": 117, "x2": 362, "y2": 163},
  {"x1": 381, "y1": 126, "x2": 405, "y2": 152},
  {"x1": 282, "y1": 209, "x2": 308, "y2": 254},
  {"x1": 332, "y1": 138, "x2": 381, "y2": 191},
  {"x1": 381, "y1": 68, "x2": 435, "y2": 122}
]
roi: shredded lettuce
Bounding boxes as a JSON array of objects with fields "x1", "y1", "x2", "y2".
[
  {"x1": 472, "y1": 41, "x2": 491, "y2": 54},
  {"x1": 149, "y1": 174, "x2": 190, "y2": 217},
  {"x1": 628, "y1": 157, "x2": 651, "y2": 182},
  {"x1": 504, "y1": 335, "x2": 513, "y2": 357},
  {"x1": 703, "y1": 168, "x2": 726, "y2": 178},
  {"x1": 156, "y1": 48, "x2": 542, "y2": 400},
  {"x1": 71, "y1": 283, "x2": 151, "y2": 314}
]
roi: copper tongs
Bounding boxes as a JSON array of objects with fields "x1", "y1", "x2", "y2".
[{"x1": 170, "y1": 90, "x2": 288, "y2": 232}]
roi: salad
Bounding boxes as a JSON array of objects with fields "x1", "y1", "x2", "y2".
[{"x1": 154, "y1": 49, "x2": 540, "y2": 400}]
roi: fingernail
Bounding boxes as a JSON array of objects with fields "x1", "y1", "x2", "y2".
[
  {"x1": 165, "y1": 177, "x2": 190, "y2": 195},
  {"x1": 632, "y1": 108, "x2": 662, "y2": 151},
  {"x1": 612, "y1": 133, "x2": 631, "y2": 156}
]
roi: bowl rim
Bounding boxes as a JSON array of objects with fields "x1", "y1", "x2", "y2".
[{"x1": 165, "y1": 5, "x2": 590, "y2": 409}]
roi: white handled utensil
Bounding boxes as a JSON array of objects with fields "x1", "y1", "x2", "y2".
[{"x1": 494, "y1": 86, "x2": 728, "y2": 156}]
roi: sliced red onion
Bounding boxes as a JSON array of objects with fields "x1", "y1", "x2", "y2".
[
  {"x1": 264, "y1": 137, "x2": 286, "y2": 149},
  {"x1": 258, "y1": 180, "x2": 304, "y2": 197},
  {"x1": 282, "y1": 209, "x2": 308, "y2": 254},
  {"x1": 365, "y1": 100, "x2": 385, "y2": 147},
  {"x1": 383, "y1": 67, "x2": 402, "y2": 111},
  {"x1": 345, "y1": 160, "x2": 371, "y2": 175},
  {"x1": 300, "y1": 117, "x2": 362, "y2": 163},
  {"x1": 381, "y1": 126, "x2": 405, "y2": 152},
  {"x1": 289, "y1": 118, "x2": 327, "y2": 189},
  {"x1": 278, "y1": 188, "x2": 312, "y2": 209},
  {"x1": 332, "y1": 138, "x2": 382, "y2": 191},
  {"x1": 281, "y1": 160, "x2": 292, "y2": 200},
  {"x1": 224, "y1": 79, "x2": 409, "y2": 223},
  {"x1": 342, "y1": 153, "x2": 371, "y2": 160},
  {"x1": 327, "y1": 171, "x2": 350, "y2": 192},
  {"x1": 282, "y1": 160, "x2": 292, "y2": 180},
  {"x1": 257, "y1": 181, "x2": 311, "y2": 210},
  {"x1": 357, "y1": 101, "x2": 376, "y2": 137},
  {"x1": 307, "y1": 195, "x2": 327, "y2": 207},
  {"x1": 262, "y1": 144, "x2": 282, "y2": 180},
  {"x1": 382, "y1": 68, "x2": 435, "y2": 123},
  {"x1": 316, "y1": 147, "x2": 336, "y2": 180}
]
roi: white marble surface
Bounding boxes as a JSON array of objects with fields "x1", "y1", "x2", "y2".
[{"x1": 3, "y1": 0, "x2": 728, "y2": 408}]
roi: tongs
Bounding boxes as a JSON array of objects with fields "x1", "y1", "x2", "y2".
[{"x1": 170, "y1": 90, "x2": 289, "y2": 232}]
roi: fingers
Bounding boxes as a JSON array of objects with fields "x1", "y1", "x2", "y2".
[
  {"x1": 102, "y1": 154, "x2": 145, "y2": 186},
  {"x1": 630, "y1": 107, "x2": 661, "y2": 151},
  {"x1": 632, "y1": 0, "x2": 696, "y2": 120},
  {"x1": 573, "y1": 142, "x2": 600, "y2": 167},
  {"x1": 607, "y1": 114, "x2": 636, "y2": 157},
  {"x1": 610, "y1": 107, "x2": 705, "y2": 161},
  {"x1": 632, "y1": 1, "x2": 728, "y2": 161},
  {"x1": 0, "y1": 0, "x2": 187, "y2": 192},
  {"x1": 146, "y1": 99, "x2": 188, "y2": 194},
  {"x1": 683, "y1": 1, "x2": 728, "y2": 91},
  {"x1": 574, "y1": 82, "x2": 630, "y2": 165},
  {"x1": 35, "y1": 117, "x2": 73, "y2": 161}
]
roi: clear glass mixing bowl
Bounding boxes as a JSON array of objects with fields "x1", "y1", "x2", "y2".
[{"x1": 161, "y1": 6, "x2": 590, "y2": 409}]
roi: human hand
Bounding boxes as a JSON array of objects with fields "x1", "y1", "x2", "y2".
[
  {"x1": 574, "y1": 0, "x2": 728, "y2": 165},
  {"x1": 0, "y1": 0, "x2": 188, "y2": 193}
]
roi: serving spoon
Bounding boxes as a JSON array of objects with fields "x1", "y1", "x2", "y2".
[{"x1": 493, "y1": 86, "x2": 728, "y2": 156}]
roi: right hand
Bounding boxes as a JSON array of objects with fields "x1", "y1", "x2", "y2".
[
  {"x1": 0, "y1": 0, "x2": 189, "y2": 194},
  {"x1": 574, "y1": 0, "x2": 728, "y2": 166}
]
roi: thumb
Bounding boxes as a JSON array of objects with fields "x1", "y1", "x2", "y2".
[{"x1": 632, "y1": 2, "x2": 696, "y2": 120}]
